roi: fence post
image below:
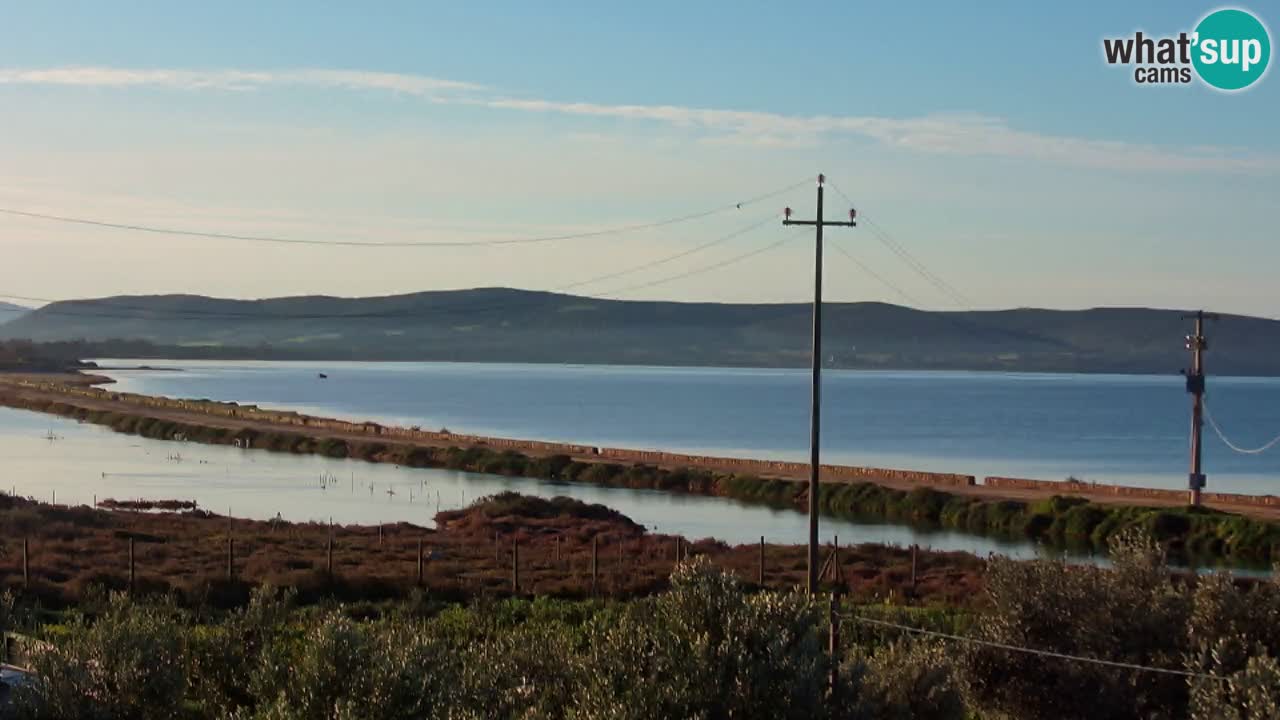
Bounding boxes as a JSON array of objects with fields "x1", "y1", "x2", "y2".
[
  {"x1": 416, "y1": 537, "x2": 424, "y2": 587},
  {"x1": 591, "y1": 536, "x2": 599, "y2": 597},
  {"x1": 828, "y1": 593, "x2": 841, "y2": 704},
  {"x1": 378, "y1": 524, "x2": 383, "y2": 548},
  {"x1": 128, "y1": 537, "x2": 135, "y2": 594},
  {"x1": 910, "y1": 544, "x2": 918, "y2": 593},
  {"x1": 227, "y1": 536, "x2": 235, "y2": 581},
  {"x1": 758, "y1": 536, "x2": 765, "y2": 585},
  {"x1": 326, "y1": 533, "x2": 334, "y2": 580},
  {"x1": 22, "y1": 537, "x2": 29, "y2": 589},
  {"x1": 512, "y1": 539, "x2": 520, "y2": 595}
]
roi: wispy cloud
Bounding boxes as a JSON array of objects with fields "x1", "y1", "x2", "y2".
[
  {"x1": 0, "y1": 67, "x2": 482, "y2": 95},
  {"x1": 1, "y1": 65, "x2": 1270, "y2": 173}
]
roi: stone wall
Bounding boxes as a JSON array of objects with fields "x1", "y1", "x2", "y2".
[{"x1": 983, "y1": 476, "x2": 1280, "y2": 508}]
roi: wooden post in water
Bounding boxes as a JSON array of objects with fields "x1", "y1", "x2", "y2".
[
  {"x1": 128, "y1": 537, "x2": 135, "y2": 594},
  {"x1": 416, "y1": 537, "x2": 424, "y2": 587},
  {"x1": 22, "y1": 537, "x2": 29, "y2": 589},
  {"x1": 591, "y1": 536, "x2": 599, "y2": 597},
  {"x1": 758, "y1": 536, "x2": 765, "y2": 585}
]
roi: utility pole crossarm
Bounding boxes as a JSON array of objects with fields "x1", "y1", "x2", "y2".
[
  {"x1": 784, "y1": 219, "x2": 856, "y2": 227},
  {"x1": 783, "y1": 173, "x2": 857, "y2": 596}
]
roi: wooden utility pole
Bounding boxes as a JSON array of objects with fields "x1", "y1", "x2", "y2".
[
  {"x1": 1184, "y1": 310, "x2": 1218, "y2": 506},
  {"x1": 784, "y1": 174, "x2": 856, "y2": 595}
]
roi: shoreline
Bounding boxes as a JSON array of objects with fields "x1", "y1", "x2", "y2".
[
  {"x1": 2, "y1": 371, "x2": 1280, "y2": 564},
  {"x1": 5, "y1": 369, "x2": 1279, "y2": 516}
]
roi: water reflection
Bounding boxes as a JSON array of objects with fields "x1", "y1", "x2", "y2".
[{"x1": 0, "y1": 407, "x2": 1265, "y2": 574}]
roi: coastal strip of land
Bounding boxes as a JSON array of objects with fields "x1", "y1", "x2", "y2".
[
  {"x1": 2, "y1": 371, "x2": 1277, "y2": 516},
  {"x1": 2, "y1": 371, "x2": 1280, "y2": 563}
]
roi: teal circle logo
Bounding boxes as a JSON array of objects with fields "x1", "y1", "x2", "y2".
[{"x1": 1192, "y1": 8, "x2": 1271, "y2": 91}]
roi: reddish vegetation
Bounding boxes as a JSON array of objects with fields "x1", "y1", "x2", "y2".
[
  {"x1": 96, "y1": 498, "x2": 198, "y2": 511},
  {"x1": 0, "y1": 492, "x2": 985, "y2": 608}
]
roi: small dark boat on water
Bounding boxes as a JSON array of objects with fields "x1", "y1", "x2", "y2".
[{"x1": 318, "y1": 373, "x2": 328, "y2": 379}]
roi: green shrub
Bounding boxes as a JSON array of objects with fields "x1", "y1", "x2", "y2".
[{"x1": 15, "y1": 594, "x2": 188, "y2": 720}]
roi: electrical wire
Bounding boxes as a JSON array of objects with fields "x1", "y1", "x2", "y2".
[
  {"x1": 1203, "y1": 402, "x2": 1280, "y2": 455},
  {"x1": 0, "y1": 215, "x2": 788, "y2": 323},
  {"x1": 0, "y1": 178, "x2": 810, "y2": 249},
  {"x1": 828, "y1": 241, "x2": 922, "y2": 307},
  {"x1": 827, "y1": 180, "x2": 970, "y2": 306},
  {"x1": 844, "y1": 614, "x2": 1225, "y2": 681},
  {"x1": 602, "y1": 225, "x2": 800, "y2": 298}
]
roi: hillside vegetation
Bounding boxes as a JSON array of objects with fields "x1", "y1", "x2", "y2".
[
  {"x1": 7, "y1": 534, "x2": 1280, "y2": 719},
  {"x1": 3, "y1": 288, "x2": 1278, "y2": 373}
]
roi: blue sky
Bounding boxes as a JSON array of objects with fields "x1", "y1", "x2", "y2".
[{"x1": 1, "y1": 1, "x2": 1277, "y2": 315}]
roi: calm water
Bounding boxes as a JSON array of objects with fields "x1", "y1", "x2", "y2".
[
  {"x1": 0, "y1": 406, "x2": 1050, "y2": 558},
  {"x1": 98, "y1": 360, "x2": 1280, "y2": 494}
]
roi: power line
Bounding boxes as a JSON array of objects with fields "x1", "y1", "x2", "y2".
[
  {"x1": 828, "y1": 240, "x2": 922, "y2": 307},
  {"x1": 864, "y1": 219, "x2": 970, "y2": 306},
  {"x1": 602, "y1": 226, "x2": 800, "y2": 298},
  {"x1": 1204, "y1": 402, "x2": 1280, "y2": 455},
  {"x1": 559, "y1": 214, "x2": 779, "y2": 292},
  {"x1": 845, "y1": 614, "x2": 1224, "y2": 681},
  {"x1": 827, "y1": 181, "x2": 970, "y2": 306},
  {"x1": 0, "y1": 215, "x2": 787, "y2": 323},
  {"x1": 0, "y1": 178, "x2": 810, "y2": 249}
]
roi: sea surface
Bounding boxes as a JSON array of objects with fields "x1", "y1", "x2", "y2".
[{"x1": 97, "y1": 360, "x2": 1280, "y2": 494}]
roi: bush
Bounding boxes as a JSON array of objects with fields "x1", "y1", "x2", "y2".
[
  {"x1": 15, "y1": 594, "x2": 188, "y2": 720},
  {"x1": 857, "y1": 639, "x2": 965, "y2": 720},
  {"x1": 572, "y1": 557, "x2": 828, "y2": 719},
  {"x1": 960, "y1": 530, "x2": 1190, "y2": 719}
]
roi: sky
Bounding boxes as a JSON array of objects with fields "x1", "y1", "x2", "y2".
[{"x1": 0, "y1": 1, "x2": 1277, "y2": 316}]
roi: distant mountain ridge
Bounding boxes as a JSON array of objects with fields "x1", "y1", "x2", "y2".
[
  {"x1": 1, "y1": 288, "x2": 1277, "y2": 375},
  {"x1": 0, "y1": 301, "x2": 29, "y2": 323}
]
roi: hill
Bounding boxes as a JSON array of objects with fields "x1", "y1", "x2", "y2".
[
  {"x1": 0, "y1": 301, "x2": 29, "y2": 323},
  {"x1": 1, "y1": 288, "x2": 1277, "y2": 374}
]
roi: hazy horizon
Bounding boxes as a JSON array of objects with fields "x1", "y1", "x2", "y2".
[{"x1": 2, "y1": 2, "x2": 1277, "y2": 317}]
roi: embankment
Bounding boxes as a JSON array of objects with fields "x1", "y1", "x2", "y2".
[
  {"x1": 3, "y1": 374, "x2": 1280, "y2": 563},
  {"x1": 985, "y1": 476, "x2": 1280, "y2": 509},
  {"x1": 0, "y1": 376, "x2": 974, "y2": 488}
]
